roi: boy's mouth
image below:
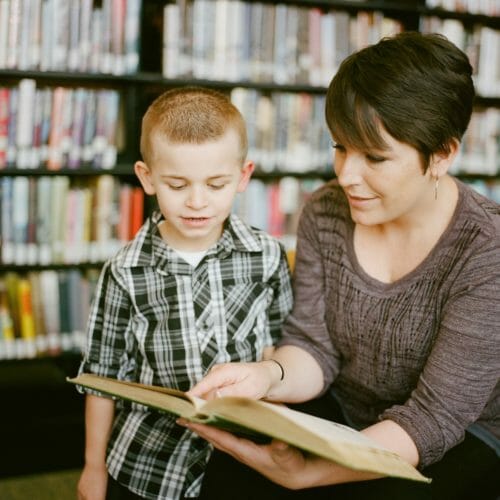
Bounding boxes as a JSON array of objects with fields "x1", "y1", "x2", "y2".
[{"x1": 181, "y1": 216, "x2": 211, "y2": 226}]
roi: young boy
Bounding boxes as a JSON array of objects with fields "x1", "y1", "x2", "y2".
[{"x1": 77, "y1": 87, "x2": 293, "y2": 500}]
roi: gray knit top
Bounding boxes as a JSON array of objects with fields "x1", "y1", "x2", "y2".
[{"x1": 280, "y1": 179, "x2": 500, "y2": 468}]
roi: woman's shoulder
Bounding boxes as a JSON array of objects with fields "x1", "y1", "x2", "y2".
[
  {"x1": 305, "y1": 179, "x2": 350, "y2": 217},
  {"x1": 297, "y1": 180, "x2": 352, "y2": 245},
  {"x1": 457, "y1": 181, "x2": 500, "y2": 241}
]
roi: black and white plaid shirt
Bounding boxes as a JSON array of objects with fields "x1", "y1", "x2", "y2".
[{"x1": 79, "y1": 211, "x2": 293, "y2": 499}]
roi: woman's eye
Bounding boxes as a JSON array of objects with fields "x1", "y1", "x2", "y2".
[
  {"x1": 168, "y1": 184, "x2": 185, "y2": 190},
  {"x1": 366, "y1": 154, "x2": 386, "y2": 163},
  {"x1": 332, "y1": 143, "x2": 346, "y2": 152}
]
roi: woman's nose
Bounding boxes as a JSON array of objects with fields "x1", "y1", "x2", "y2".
[{"x1": 335, "y1": 153, "x2": 364, "y2": 187}]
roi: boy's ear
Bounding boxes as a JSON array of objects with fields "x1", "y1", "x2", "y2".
[
  {"x1": 429, "y1": 139, "x2": 460, "y2": 178},
  {"x1": 134, "y1": 161, "x2": 156, "y2": 195},
  {"x1": 237, "y1": 160, "x2": 255, "y2": 192}
]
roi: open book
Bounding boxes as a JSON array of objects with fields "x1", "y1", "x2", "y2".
[{"x1": 68, "y1": 373, "x2": 430, "y2": 483}]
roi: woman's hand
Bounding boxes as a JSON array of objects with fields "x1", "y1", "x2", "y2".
[
  {"x1": 178, "y1": 420, "x2": 326, "y2": 489},
  {"x1": 188, "y1": 360, "x2": 281, "y2": 400}
]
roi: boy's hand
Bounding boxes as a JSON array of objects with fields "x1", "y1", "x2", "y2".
[
  {"x1": 188, "y1": 360, "x2": 282, "y2": 400},
  {"x1": 77, "y1": 462, "x2": 108, "y2": 500}
]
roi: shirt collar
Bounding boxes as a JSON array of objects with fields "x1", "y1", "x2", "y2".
[{"x1": 119, "y1": 212, "x2": 263, "y2": 272}]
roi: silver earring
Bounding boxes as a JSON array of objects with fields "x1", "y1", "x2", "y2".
[{"x1": 434, "y1": 177, "x2": 439, "y2": 201}]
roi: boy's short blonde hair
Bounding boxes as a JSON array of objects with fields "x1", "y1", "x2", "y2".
[{"x1": 140, "y1": 86, "x2": 248, "y2": 165}]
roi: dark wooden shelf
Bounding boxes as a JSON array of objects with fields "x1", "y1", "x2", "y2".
[
  {"x1": 0, "y1": 354, "x2": 84, "y2": 477},
  {"x1": 0, "y1": 262, "x2": 106, "y2": 272},
  {"x1": 0, "y1": 165, "x2": 135, "y2": 176}
]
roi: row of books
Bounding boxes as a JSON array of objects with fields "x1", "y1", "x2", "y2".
[
  {"x1": 0, "y1": 0, "x2": 142, "y2": 74},
  {"x1": 0, "y1": 175, "x2": 144, "y2": 266},
  {"x1": 234, "y1": 177, "x2": 324, "y2": 245},
  {"x1": 163, "y1": 1, "x2": 403, "y2": 86},
  {"x1": 0, "y1": 269, "x2": 98, "y2": 359},
  {"x1": 231, "y1": 87, "x2": 498, "y2": 176},
  {"x1": 231, "y1": 88, "x2": 333, "y2": 173},
  {"x1": 1, "y1": 177, "x2": 498, "y2": 361},
  {"x1": 452, "y1": 108, "x2": 499, "y2": 175},
  {"x1": 466, "y1": 178, "x2": 500, "y2": 204},
  {"x1": 425, "y1": 0, "x2": 498, "y2": 15},
  {"x1": 420, "y1": 17, "x2": 500, "y2": 97},
  {"x1": 235, "y1": 177, "x2": 500, "y2": 243},
  {"x1": 0, "y1": 80, "x2": 122, "y2": 170}
]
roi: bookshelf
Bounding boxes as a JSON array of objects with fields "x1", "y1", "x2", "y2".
[
  {"x1": 0, "y1": 0, "x2": 498, "y2": 355},
  {"x1": 0, "y1": 0, "x2": 498, "y2": 475}
]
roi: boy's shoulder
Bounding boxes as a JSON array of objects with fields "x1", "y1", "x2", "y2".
[
  {"x1": 227, "y1": 214, "x2": 285, "y2": 254},
  {"x1": 109, "y1": 213, "x2": 158, "y2": 269}
]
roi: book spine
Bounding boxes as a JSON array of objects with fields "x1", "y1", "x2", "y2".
[
  {"x1": 6, "y1": 0, "x2": 21, "y2": 69},
  {"x1": 110, "y1": 0, "x2": 126, "y2": 75},
  {"x1": 47, "y1": 86, "x2": 65, "y2": 170},
  {"x1": 68, "y1": 88, "x2": 86, "y2": 169},
  {"x1": 12, "y1": 176, "x2": 29, "y2": 265},
  {"x1": 0, "y1": 87, "x2": 9, "y2": 168},
  {"x1": 101, "y1": 90, "x2": 120, "y2": 169},
  {"x1": 117, "y1": 183, "x2": 132, "y2": 244},
  {"x1": 162, "y1": 3, "x2": 180, "y2": 78},
  {"x1": 68, "y1": 0, "x2": 81, "y2": 71},
  {"x1": 130, "y1": 186, "x2": 144, "y2": 239},
  {"x1": 29, "y1": 0, "x2": 42, "y2": 69},
  {"x1": 36, "y1": 175, "x2": 52, "y2": 264},
  {"x1": 124, "y1": 0, "x2": 141, "y2": 73},
  {"x1": 89, "y1": 7, "x2": 102, "y2": 73},
  {"x1": 28, "y1": 271, "x2": 48, "y2": 355},
  {"x1": 51, "y1": 176, "x2": 69, "y2": 263},
  {"x1": 16, "y1": 78, "x2": 36, "y2": 169},
  {"x1": 0, "y1": 177, "x2": 14, "y2": 264},
  {"x1": 39, "y1": 270, "x2": 61, "y2": 354},
  {"x1": 17, "y1": 278, "x2": 37, "y2": 358},
  {"x1": 0, "y1": 280, "x2": 16, "y2": 359},
  {"x1": 78, "y1": 0, "x2": 93, "y2": 72},
  {"x1": 0, "y1": 0, "x2": 9, "y2": 69},
  {"x1": 6, "y1": 87, "x2": 18, "y2": 167},
  {"x1": 26, "y1": 176, "x2": 38, "y2": 264}
]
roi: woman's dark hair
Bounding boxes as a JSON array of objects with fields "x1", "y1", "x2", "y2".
[{"x1": 325, "y1": 32, "x2": 475, "y2": 171}]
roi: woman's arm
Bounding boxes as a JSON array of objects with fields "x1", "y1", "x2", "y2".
[
  {"x1": 77, "y1": 394, "x2": 115, "y2": 500},
  {"x1": 189, "y1": 344, "x2": 324, "y2": 403}
]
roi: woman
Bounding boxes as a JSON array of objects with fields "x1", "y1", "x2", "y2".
[{"x1": 181, "y1": 32, "x2": 500, "y2": 499}]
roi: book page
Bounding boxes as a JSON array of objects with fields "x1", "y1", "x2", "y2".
[
  {"x1": 67, "y1": 374, "x2": 205, "y2": 417},
  {"x1": 202, "y1": 397, "x2": 429, "y2": 483}
]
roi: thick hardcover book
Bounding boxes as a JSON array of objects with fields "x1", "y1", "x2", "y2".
[{"x1": 68, "y1": 373, "x2": 430, "y2": 484}]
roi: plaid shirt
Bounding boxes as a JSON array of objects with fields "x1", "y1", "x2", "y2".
[{"x1": 79, "y1": 211, "x2": 293, "y2": 499}]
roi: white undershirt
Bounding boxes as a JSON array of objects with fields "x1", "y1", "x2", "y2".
[{"x1": 173, "y1": 248, "x2": 208, "y2": 267}]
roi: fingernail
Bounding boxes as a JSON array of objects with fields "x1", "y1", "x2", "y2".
[{"x1": 177, "y1": 418, "x2": 189, "y2": 427}]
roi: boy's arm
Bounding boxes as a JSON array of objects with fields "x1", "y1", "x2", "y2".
[
  {"x1": 266, "y1": 244, "x2": 294, "y2": 344},
  {"x1": 77, "y1": 394, "x2": 115, "y2": 500}
]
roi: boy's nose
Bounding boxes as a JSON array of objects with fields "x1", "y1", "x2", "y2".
[{"x1": 186, "y1": 187, "x2": 208, "y2": 209}]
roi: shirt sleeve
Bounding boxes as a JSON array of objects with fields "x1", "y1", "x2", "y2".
[
  {"x1": 382, "y1": 238, "x2": 500, "y2": 468},
  {"x1": 79, "y1": 260, "x2": 137, "y2": 382},
  {"x1": 266, "y1": 242, "x2": 293, "y2": 344},
  {"x1": 278, "y1": 200, "x2": 341, "y2": 389}
]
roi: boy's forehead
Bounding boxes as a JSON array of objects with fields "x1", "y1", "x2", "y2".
[
  {"x1": 151, "y1": 127, "x2": 241, "y2": 148},
  {"x1": 148, "y1": 131, "x2": 243, "y2": 172}
]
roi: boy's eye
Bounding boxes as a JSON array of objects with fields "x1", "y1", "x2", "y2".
[{"x1": 208, "y1": 183, "x2": 226, "y2": 190}]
